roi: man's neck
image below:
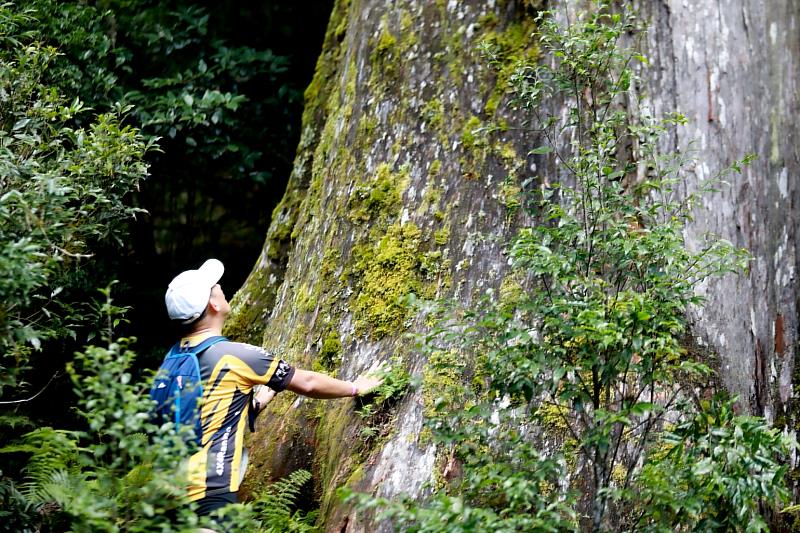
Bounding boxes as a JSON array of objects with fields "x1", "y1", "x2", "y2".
[{"x1": 186, "y1": 324, "x2": 223, "y2": 338}]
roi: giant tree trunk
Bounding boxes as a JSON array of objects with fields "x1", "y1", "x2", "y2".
[{"x1": 228, "y1": 0, "x2": 800, "y2": 530}]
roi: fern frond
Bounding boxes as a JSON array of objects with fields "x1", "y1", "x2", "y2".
[
  {"x1": 124, "y1": 462, "x2": 154, "y2": 489},
  {"x1": 253, "y1": 469, "x2": 317, "y2": 533},
  {"x1": 15, "y1": 427, "x2": 80, "y2": 499},
  {"x1": 0, "y1": 444, "x2": 41, "y2": 455},
  {"x1": 28, "y1": 469, "x2": 86, "y2": 508},
  {"x1": 0, "y1": 414, "x2": 34, "y2": 431},
  {"x1": 0, "y1": 476, "x2": 39, "y2": 532}
]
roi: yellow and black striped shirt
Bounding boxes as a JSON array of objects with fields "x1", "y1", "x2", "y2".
[{"x1": 180, "y1": 333, "x2": 294, "y2": 501}]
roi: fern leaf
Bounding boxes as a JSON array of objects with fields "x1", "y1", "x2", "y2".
[
  {"x1": 253, "y1": 469, "x2": 317, "y2": 533},
  {"x1": 13, "y1": 427, "x2": 80, "y2": 499},
  {"x1": 0, "y1": 414, "x2": 34, "y2": 431}
]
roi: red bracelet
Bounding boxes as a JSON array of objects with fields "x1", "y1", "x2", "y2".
[{"x1": 351, "y1": 384, "x2": 358, "y2": 397}]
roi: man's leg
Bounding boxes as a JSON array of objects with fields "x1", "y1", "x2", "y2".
[{"x1": 194, "y1": 491, "x2": 238, "y2": 531}]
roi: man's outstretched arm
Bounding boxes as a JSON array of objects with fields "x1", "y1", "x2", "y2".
[{"x1": 286, "y1": 369, "x2": 382, "y2": 399}]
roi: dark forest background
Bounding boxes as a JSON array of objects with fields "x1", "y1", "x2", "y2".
[{"x1": 10, "y1": 0, "x2": 333, "y2": 425}]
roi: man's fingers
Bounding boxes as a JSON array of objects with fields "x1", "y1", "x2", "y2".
[
  {"x1": 255, "y1": 386, "x2": 276, "y2": 407},
  {"x1": 367, "y1": 359, "x2": 388, "y2": 375},
  {"x1": 354, "y1": 373, "x2": 385, "y2": 395}
]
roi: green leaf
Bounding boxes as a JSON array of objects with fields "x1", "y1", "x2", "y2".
[
  {"x1": 529, "y1": 146, "x2": 554, "y2": 155},
  {"x1": 630, "y1": 402, "x2": 656, "y2": 416}
]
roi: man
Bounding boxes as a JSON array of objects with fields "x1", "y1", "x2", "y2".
[{"x1": 163, "y1": 258, "x2": 383, "y2": 521}]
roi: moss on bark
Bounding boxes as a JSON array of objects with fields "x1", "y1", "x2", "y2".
[{"x1": 229, "y1": 1, "x2": 546, "y2": 529}]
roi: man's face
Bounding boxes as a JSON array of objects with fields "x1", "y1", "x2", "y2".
[{"x1": 209, "y1": 283, "x2": 231, "y2": 317}]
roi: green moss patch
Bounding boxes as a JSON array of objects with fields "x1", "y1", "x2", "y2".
[
  {"x1": 315, "y1": 331, "x2": 342, "y2": 372},
  {"x1": 352, "y1": 223, "x2": 423, "y2": 337},
  {"x1": 348, "y1": 163, "x2": 408, "y2": 224},
  {"x1": 481, "y1": 18, "x2": 539, "y2": 117},
  {"x1": 433, "y1": 225, "x2": 450, "y2": 246},
  {"x1": 461, "y1": 115, "x2": 486, "y2": 150},
  {"x1": 421, "y1": 349, "x2": 469, "y2": 441}
]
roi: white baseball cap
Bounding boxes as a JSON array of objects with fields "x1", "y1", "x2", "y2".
[{"x1": 165, "y1": 259, "x2": 225, "y2": 324}]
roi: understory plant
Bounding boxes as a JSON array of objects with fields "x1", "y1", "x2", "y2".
[
  {"x1": 0, "y1": 4, "x2": 151, "y2": 397},
  {"x1": 0, "y1": 290, "x2": 318, "y2": 532},
  {"x1": 250, "y1": 469, "x2": 319, "y2": 533},
  {"x1": 0, "y1": 291, "x2": 201, "y2": 532},
  {"x1": 355, "y1": 2, "x2": 792, "y2": 532}
]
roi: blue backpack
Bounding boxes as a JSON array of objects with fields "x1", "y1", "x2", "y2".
[{"x1": 150, "y1": 336, "x2": 227, "y2": 444}]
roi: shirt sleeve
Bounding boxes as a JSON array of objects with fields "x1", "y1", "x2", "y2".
[
  {"x1": 225, "y1": 342, "x2": 296, "y2": 392},
  {"x1": 267, "y1": 359, "x2": 295, "y2": 391}
]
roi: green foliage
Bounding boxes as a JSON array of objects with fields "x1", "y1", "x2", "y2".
[
  {"x1": 0, "y1": 10, "x2": 149, "y2": 395},
  {"x1": 66, "y1": 346, "x2": 198, "y2": 528},
  {"x1": 635, "y1": 395, "x2": 792, "y2": 532},
  {"x1": 0, "y1": 9, "x2": 153, "y2": 527},
  {"x1": 250, "y1": 469, "x2": 319, "y2": 533},
  {"x1": 353, "y1": 3, "x2": 791, "y2": 531},
  {"x1": 0, "y1": 337, "x2": 203, "y2": 531},
  {"x1": 348, "y1": 477, "x2": 576, "y2": 533},
  {"x1": 20, "y1": 0, "x2": 290, "y2": 184},
  {"x1": 7, "y1": 1, "x2": 311, "y2": 322},
  {"x1": 356, "y1": 359, "x2": 413, "y2": 419},
  {"x1": 356, "y1": 359, "x2": 413, "y2": 445},
  {"x1": 0, "y1": 427, "x2": 80, "y2": 499},
  {"x1": 0, "y1": 291, "x2": 201, "y2": 531},
  {"x1": 0, "y1": 474, "x2": 39, "y2": 533}
]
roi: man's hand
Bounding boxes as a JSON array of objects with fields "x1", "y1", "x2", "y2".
[
  {"x1": 252, "y1": 385, "x2": 276, "y2": 413},
  {"x1": 352, "y1": 360, "x2": 387, "y2": 396}
]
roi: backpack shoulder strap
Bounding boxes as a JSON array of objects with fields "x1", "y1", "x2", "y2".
[
  {"x1": 167, "y1": 335, "x2": 228, "y2": 357},
  {"x1": 191, "y1": 335, "x2": 228, "y2": 355}
]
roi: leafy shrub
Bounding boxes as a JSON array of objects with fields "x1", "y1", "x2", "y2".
[
  {"x1": 0, "y1": 6, "x2": 150, "y2": 396},
  {"x1": 353, "y1": 3, "x2": 793, "y2": 531},
  {"x1": 19, "y1": 0, "x2": 290, "y2": 183},
  {"x1": 635, "y1": 395, "x2": 791, "y2": 532},
  {"x1": 0, "y1": 334, "x2": 203, "y2": 531},
  {"x1": 250, "y1": 469, "x2": 319, "y2": 533},
  {"x1": 14, "y1": 0, "x2": 301, "y2": 274}
]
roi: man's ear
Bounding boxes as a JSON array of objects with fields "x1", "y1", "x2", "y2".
[{"x1": 208, "y1": 300, "x2": 221, "y2": 313}]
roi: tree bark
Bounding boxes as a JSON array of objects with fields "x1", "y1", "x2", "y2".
[
  {"x1": 633, "y1": 0, "x2": 800, "y2": 423},
  {"x1": 229, "y1": 0, "x2": 800, "y2": 529}
]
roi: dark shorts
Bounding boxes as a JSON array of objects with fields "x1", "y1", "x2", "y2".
[{"x1": 195, "y1": 491, "x2": 238, "y2": 527}]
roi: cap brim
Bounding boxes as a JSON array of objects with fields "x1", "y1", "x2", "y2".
[{"x1": 198, "y1": 258, "x2": 224, "y2": 286}]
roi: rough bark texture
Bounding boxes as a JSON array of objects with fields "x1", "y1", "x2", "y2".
[
  {"x1": 633, "y1": 0, "x2": 800, "y2": 429},
  {"x1": 228, "y1": 0, "x2": 800, "y2": 529}
]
